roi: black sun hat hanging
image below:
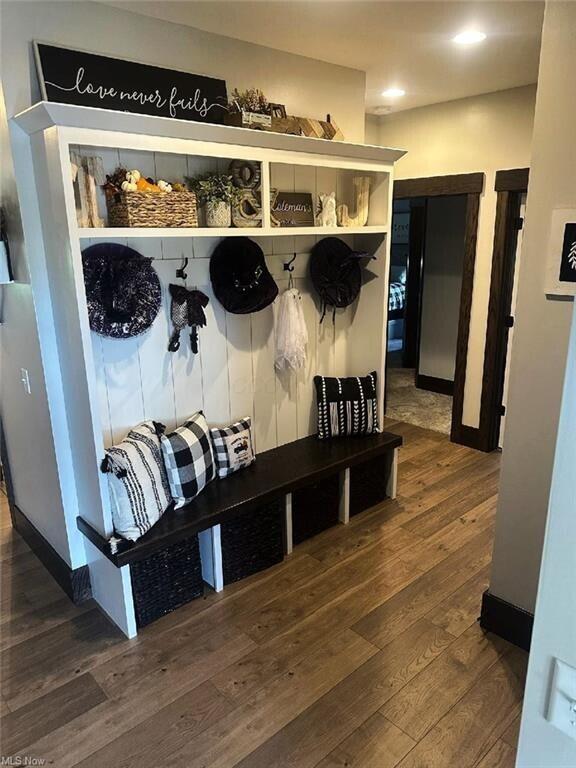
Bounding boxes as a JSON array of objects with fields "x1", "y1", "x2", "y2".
[
  {"x1": 310, "y1": 237, "x2": 374, "y2": 323},
  {"x1": 210, "y1": 237, "x2": 278, "y2": 314},
  {"x1": 82, "y1": 242, "x2": 162, "y2": 338}
]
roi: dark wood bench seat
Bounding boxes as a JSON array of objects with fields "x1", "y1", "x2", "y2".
[{"x1": 77, "y1": 431, "x2": 402, "y2": 568}]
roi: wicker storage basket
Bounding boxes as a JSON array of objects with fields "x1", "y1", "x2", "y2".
[
  {"x1": 220, "y1": 500, "x2": 284, "y2": 586},
  {"x1": 129, "y1": 533, "x2": 204, "y2": 627},
  {"x1": 105, "y1": 189, "x2": 198, "y2": 228},
  {"x1": 292, "y1": 472, "x2": 340, "y2": 545},
  {"x1": 349, "y1": 455, "x2": 389, "y2": 517}
]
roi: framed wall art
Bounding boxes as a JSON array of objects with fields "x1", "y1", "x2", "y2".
[
  {"x1": 34, "y1": 42, "x2": 228, "y2": 124},
  {"x1": 546, "y1": 208, "x2": 576, "y2": 297}
]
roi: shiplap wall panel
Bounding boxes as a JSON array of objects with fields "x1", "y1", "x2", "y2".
[
  {"x1": 226, "y1": 312, "x2": 255, "y2": 426},
  {"x1": 251, "y1": 303, "x2": 278, "y2": 453},
  {"x1": 200, "y1": 283, "x2": 232, "y2": 427},
  {"x1": 139, "y1": 257, "x2": 178, "y2": 429},
  {"x1": 296, "y1": 282, "x2": 318, "y2": 439},
  {"x1": 78, "y1": 147, "x2": 382, "y2": 452},
  {"x1": 274, "y1": 276, "x2": 299, "y2": 447}
]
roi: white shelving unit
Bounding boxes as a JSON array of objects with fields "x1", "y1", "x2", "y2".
[{"x1": 12, "y1": 101, "x2": 405, "y2": 637}]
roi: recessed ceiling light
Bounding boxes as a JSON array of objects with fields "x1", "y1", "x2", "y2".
[
  {"x1": 453, "y1": 30, "x2": 487, "y2": 45},
  {"x1": 382, "y1": 88, "x2": 406, "y2": 98}
]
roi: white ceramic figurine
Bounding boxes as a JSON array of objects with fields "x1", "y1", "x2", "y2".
[{"x1": 316, "y1": 192, "x2": 337, "y2": 227}]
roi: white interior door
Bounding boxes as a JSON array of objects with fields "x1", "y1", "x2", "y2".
[{"x1": 500, "y1": 193, "x2": 527, "y2": 448}]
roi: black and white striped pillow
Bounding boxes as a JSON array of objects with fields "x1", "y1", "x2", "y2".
[
  {"x1": 210, "y1": 418, "x2": 255, "y2": 478},
  {"x1": 103, "y1": 421, "x2": 172, "y2": 541},
  {"x1": 159, "y1": 412, "x2": 216, "y2": 509},
  {"x1": 314, "y1": 372, "x2": 379, "y2": 439}
]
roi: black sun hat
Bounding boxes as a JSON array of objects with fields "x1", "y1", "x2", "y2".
[
  {"x1": 82, "y1": 243, "x2": 162, "y2": 338},
  {"x1": 310, "y1": 237, "x2": 372, "y2": 322},
  {"x1": 210, "y1": 237, "x2": 278, "y2": 314}
]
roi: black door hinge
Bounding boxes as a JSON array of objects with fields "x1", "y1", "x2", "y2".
[
  {"x1": 515, "y1": 217, "x2": 524, "y2": 230},
  {"x1": 505, "y1": 315, "x2": 514, "y2": 328},
  {"x1": 499, "y1": 404, "x2": 506, "y2": 416}
]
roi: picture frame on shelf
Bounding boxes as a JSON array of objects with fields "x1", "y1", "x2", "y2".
[
  {"x1": 270, "y1": 190, "x2": 315, "y2": 228},
  {"x1": 269, "y1": 103, "x2": 287, "y2": 119},
  {"x1": 546, "y1": 209, "x2": 576, "y2": 298}
]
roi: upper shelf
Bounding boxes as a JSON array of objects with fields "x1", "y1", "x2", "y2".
[
  {"x1": 77, "y1": 225, "x2": 388, "y2": 239},
  {"x1": 13, "y1": 102, "x2": 407, "y2": 166}
]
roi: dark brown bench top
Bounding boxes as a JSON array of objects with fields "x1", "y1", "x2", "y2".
[{"x1": 78, "y1": 431, "x2": 402, "y2": 567}]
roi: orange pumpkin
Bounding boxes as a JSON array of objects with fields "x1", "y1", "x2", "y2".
[{"x1": 136, "y1": 177, "x2": 161, "y2": 193}]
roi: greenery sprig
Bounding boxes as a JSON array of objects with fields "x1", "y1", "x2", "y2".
[
  {"x1": 229, "y1": 88, "x2": 270, "y2": 115},
  {"x1": 185, "y1": 173, "x2": 242, "y2": 205}
]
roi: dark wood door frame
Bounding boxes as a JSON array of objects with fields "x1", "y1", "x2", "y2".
[
  {"x1": 403, "y1": 200, "x2": 426, "y2": 369},
  {"x1": 392, "y1": 173, "x2": 484, "y2": 449},
  {"x1": 477, "y1": 168, "x2": 529, "y2": 452}
]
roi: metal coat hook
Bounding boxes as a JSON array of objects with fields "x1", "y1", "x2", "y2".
[
  {"x1": 284, "y1": 253, "x2": 296, "y2": 289},
  {"x1": 176, "y1": 256, "x2": 188, "y2": 281}
]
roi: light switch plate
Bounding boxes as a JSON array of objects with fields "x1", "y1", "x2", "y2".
[
  {"x1": 547, "y1": 658, "x2": 576, "y2": 741},
  {"x1": 20, "y1": 368, "x2": 31, "y2": 395}
]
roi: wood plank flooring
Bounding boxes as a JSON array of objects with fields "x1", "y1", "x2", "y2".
[{"x1": 0, "y1": 420, "x2": 527, "y2": 767}]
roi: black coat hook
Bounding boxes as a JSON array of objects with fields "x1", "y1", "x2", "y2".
[
  {"x1": 283, "y1": 254, "x2": 297, "y2": 272},
  {"x1": 176, "y1": 256, "x2": 188, "y2": 281}
]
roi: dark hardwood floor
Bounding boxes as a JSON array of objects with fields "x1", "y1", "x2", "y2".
[{"x1": 0, "y1": 420, "x2": 526, "y2": 767}]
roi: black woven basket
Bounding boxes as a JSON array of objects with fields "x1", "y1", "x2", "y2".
[
  {"x1": 292, "y1": 472, "x2": 340, "y2": 545},
  {"x1": 130, "y1": 533, "x2": 204, "y2": 628},
  {"x1": 220, "y1": 499, "x2": 284, "y2": 586},
  {"x1": 349, "y1": 455, "x2": 389, "y2": 517}
]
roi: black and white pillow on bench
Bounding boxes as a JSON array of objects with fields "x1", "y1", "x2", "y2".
[
  {"x1": 314, "y1": 371, "x2": 379, "y2": 439},
  {"x1": 210, "y1": 417, "x2": 255, "y2": 478},
  {"x1": 103, "y1": 421, "x2": 172, "y2": 541},
  {"x1": 159, "y1": 412, "x2": 216, "y2": 508}
]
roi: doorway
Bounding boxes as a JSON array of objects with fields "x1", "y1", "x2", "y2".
[
  {"x1": 384, "y1": 173, "x2": 484, "y2": 444},
  {"x1": 386, "y1": 195, "x2": 467, "y2": 434},
  {"x1": 478, "y1": 168, "x2": 530, "y2": 452}
]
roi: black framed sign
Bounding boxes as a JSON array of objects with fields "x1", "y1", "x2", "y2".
[
  {"x1": 34, "y1": 42, "x2": 228, "y2": 124},
  {"x1": 559, "y1": 223, "x2": 576, "y2": 283},
  {"x1": 271, "y1": 192, "x2": 315, "y2": 227},
  {"x1": 546, "y1": 209, "x2": 576, "y2": 297}
]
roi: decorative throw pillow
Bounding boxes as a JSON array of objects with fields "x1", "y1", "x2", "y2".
[
  {"x1": 103, "y1": 421, "x2": 171, "y2": 541},
  {"x1": 314, "y1": 371, "x2": 379, "y2": 439},
  {"x1": 210, "y1": 418, "x2": 256, "y2": 478},
  {"x1": 159, "y1": 412, "x2": 216, "y2": 509}
]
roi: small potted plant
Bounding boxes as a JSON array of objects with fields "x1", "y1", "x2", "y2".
[{"x1": 186, "y1": 173, "x2": 241, "y2": 228}]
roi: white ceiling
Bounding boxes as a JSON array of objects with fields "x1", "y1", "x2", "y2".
[{"x1": 105, "y1": 1, "x2": 544, "y2": 114}]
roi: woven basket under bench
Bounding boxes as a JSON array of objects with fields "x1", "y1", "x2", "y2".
[
  {"x1": 130, "y1": 533, "x2": 204, "y2": 627},
  {"x1": 105, "y1": 189, "x2": 198, "y2": 228},
  {"x1": 220, "y1": 499, "x2": 285, "y2": 586}
]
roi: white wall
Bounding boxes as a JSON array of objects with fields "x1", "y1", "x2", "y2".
[
  {"x1": 0, "y1": 83, "x2": 77, "y2": 563},
  {"x1": 374, "y1": 85, "x2": 536, "y2": 427},
  {"x1": 517, "y1": 304, "x2": 576, "y2": 767},
  {"x1": 419, "y1": 195, "x2": 467, "y2": 382},
  {"x1": 489, "y1": 1, "x2": 576, "y2": 617},
  {"x1": 1, "y1": 1, "x2": 365, "y2": 142},
  {"x1": 0, "y1": 0, "x2": 366, "y2": 565}
]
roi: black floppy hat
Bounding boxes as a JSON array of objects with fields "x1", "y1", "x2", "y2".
[
  {"x1": 310, "y1": 237, "x2": 371, "y2": 321},
  {"x1": 82, "y1": 243, "x2": 162, "y2": 338},
  {"x1": 210, "y1": 237, "x2": 278, "y2": 314}
]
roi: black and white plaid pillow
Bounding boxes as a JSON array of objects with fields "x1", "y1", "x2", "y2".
[
  {"x1": 159, "y1": 412, "x2": 215, "y2": 508},
  {"x1": 210, "y1": 418, "x2": 255, "y2": 478},
  {"x1": 314, "y1": 371, "x2": 379, "y2": 439}
]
